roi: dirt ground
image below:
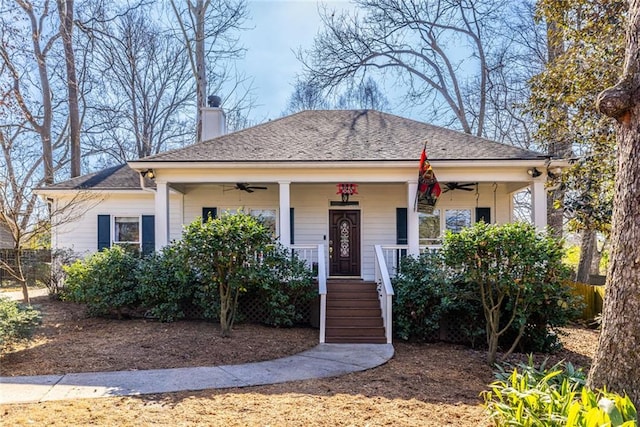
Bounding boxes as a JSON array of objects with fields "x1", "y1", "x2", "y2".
[{"x1": 0, "y1": 293, "x2": 599, "y2": 426}]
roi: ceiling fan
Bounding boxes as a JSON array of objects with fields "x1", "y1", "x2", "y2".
[
  {"x1": 442, "y1": 182, "x2": 476, "y2": 193},
  {"x1": 228, "y1": 183, "x2": 268, "y2": 193}
]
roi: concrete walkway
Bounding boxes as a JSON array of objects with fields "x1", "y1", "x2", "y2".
[{"x1": 0, "y1": 344, "x2": 394, "y2": 404}]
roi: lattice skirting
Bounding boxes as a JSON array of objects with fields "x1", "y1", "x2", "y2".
[{"x1": 181, "y1": 295, "x2": 313, "y2": 326}]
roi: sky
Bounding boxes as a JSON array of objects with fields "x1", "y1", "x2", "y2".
[{"x1": 238, "y1": 0, "x2": 352, "y2": 122}]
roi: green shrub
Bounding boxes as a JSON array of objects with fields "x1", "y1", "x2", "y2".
[
  {"x1": 484, "y1": 358, "x2": 638, "y2": 426},
  {"x1": 0, "y1": 297, "x2": 41, "y2": 350},
  {"x1": 180, "y1": 212, "x2": 275, "y2": 336},
  {"x1": 392, "y1": 251, "x2": 483, "y2": 342},
  {"x1": 253, "y1": 247, "x2": 315, "y2": 327},
  {"x1": 62, "y1": 246, "x2": 141, "y2": 317},
  {"x1": 443, "y1": 222, "x2": 577, "y2": 363},
  {"x1": 136, "y1": 245, "x2": 209, "y2": 322}
]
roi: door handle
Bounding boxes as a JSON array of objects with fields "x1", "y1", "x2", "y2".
[{"x1": 328, "y1": 240, "x2": 333, "y2": 259}]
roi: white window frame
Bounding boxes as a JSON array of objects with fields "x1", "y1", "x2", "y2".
[
  {"x1": 112, "y1": 215, "x2": 142, "y2": 249},
  {"x1": 249, "y1": 208, "x2": 278, "y2": 236},
  {"x1": 219, "y1": 207, "x2": 279, "y2": 236},
  {"x1": 418, "y1": 207, "x2": 475, "y2": 244},
  {"x1": 444, "y1": 208, "x2": 473, "y2": 234},
  {"x1": 418, "y1": 209, "x2": 442, "y2": 246}
]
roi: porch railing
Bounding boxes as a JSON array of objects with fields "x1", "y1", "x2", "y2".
[
  {"x1": 374, "y1": 245, "x2": 394, "y2": 344},
  {"x1": 291, "y1": 244, "x2": 327, "y2": 343},
  {"x1": 380, "y1": 244, "x2": 442, "y2": 276}
]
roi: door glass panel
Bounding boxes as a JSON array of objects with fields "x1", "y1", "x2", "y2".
[{"x1": 339, "y1": 220, "x2": 350, "y2": 257}]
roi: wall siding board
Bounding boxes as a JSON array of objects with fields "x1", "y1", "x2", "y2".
[{"x1": 52, "y1": 182, "x2": 514, "y2": 278}]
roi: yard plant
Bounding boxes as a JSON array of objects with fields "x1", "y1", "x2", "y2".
[
  {"x1": 0, "y1": 296, "x2": 41, "y2": 351},
  {"x1": 443, "y1": 222, "x2": 576, "y2": 364},
  {"x1": 392, "y1": 251, "x2": 483, "y2": 343},
  {"x1": 60, "y1": 212, "x2": 315, "y2": 336},
  {"x1": 180, "y1": 212, "x2": 277, "y2": 337},
  {"x1": 484, "y1": 358, "x2": 638, "y2": 426},
  {"x1": 393, "y1": 223, "x2": 577, "y2": 359},
  {"x1": 63, "y1": 245, "x2": 140, "y2": 317}
]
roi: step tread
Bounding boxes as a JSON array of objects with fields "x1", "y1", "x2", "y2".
[{"x1": 324, "y1": 280, "x2": 386, "y2": 344}]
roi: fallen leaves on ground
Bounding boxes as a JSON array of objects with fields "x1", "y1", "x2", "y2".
[{"x1": 0, "y1": 294, "x2": 598, "y2": 426}]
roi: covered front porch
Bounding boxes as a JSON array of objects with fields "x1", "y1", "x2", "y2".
[
  {"x1": 144, "y1": 165, "x2": 547, "y2": 281},
  {"x1": 132, "y1": 163, "x2": 548, "y2": 345}
]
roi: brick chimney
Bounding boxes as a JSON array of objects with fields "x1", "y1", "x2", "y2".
[{"x1": 200, "y1": 95, "x2": 227, "y2": 142}]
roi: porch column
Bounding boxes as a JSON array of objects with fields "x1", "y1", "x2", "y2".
[
  {"x1": 407, "y1": 180, "x2": 420, "y2": 256},
  {"x1": 155, "y1": 180, "x2": 170, "y2": 250},
  {"x1": 278, "y1": 181, "x2": 291, "y2": 248},
  {"x1": 531, "y1": 179, "x2": 547, "y2": 231}
]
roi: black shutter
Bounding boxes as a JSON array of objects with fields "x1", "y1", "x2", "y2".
[
  {"x1": 202, "y1": 207, "x2": 217, "y2": 222},
  {"x1": 476, "y1": 207, "x2": 491, "y2": 224},
  {"x1": 396, "y1": 208, "x2": 408, "y2": 244},
  {"x1": 97, "y1": 215, "x2": 111, "y2": 251},
  {"x1": 290, "y1": 207, "x2": 295, "y2": 245},
  {"x1": 141, "y1": 215, "x2": 155, "y2": 255}
]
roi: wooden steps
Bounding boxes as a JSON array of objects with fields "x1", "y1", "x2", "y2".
[{"x1": 325, "y1": 279, "x2": 386, "y2": 344}]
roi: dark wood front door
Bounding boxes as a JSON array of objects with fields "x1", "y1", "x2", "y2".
[{"x1": 329, "y1": 210, "x2": 361, "y2": 276}]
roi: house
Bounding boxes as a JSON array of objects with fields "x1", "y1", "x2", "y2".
[
  {"x1": 38, "y1": 107, "x2": 562, "y2": 343},
  {"x1": 0, "y1": 221, "x2": 12, "y2": 249}
]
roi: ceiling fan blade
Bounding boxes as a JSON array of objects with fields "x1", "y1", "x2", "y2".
[
  {"x1": 248, "y1": 186, "x2": 267, "y2": 190},
  {"x1": 442, "y1": 182, "x2": 476, "y2": 192}
]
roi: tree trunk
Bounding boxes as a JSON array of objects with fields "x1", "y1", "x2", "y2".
[
  {"x1": 588, "y1": 0, "x2": 640, "y2": 406},
  {"x1": 545, "y1": 18, "x2": 572, "y2": 239},
  {"x1": 57, "y1": 0, "x2": 81, "y2": 178},
  {"x1": 219, "y1": 281, "x2": 232, "y2": 337},
  {"x1": 575, "y1": 229, "x2": 596, "y2": 283},
  {"x1": 19, "y1": 2, "x2": 55, "y2": 185},
  {"x1": 193, "y1": 0, "x2": 207, "y2": 143},
  {"x1": 590, "y1": 242, "x2": 604, "y2": 276}
]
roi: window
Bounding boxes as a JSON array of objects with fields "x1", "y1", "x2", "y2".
[
  {"x1": 419, "y1": 209, "x2": 441, "y2": 244},
  {"x1": 250, "y1": 209, "x2": 277, "y2": 235},
  {"x1": 445, "y1": 209, "x2": 472, "y2": 233},
  {"x1": 202, "y1": 207, "x2": 217, "y2": 222},
  {"x1": 114, "y1": 217, "x2": 140, "y2": 244}
]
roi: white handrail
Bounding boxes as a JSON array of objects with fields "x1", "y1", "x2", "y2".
[
  {"x1": 379, "y1": 244, "x2": 442, "y2": 276},
  {"x1": 316, "y1": 244, "x2": 327, "y2": 343},
  {"x1": 374, "y1": 245, "x2": 394, "y2": 344}
]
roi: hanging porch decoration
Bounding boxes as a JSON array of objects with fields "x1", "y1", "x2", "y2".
[
  {"x1": 415, "y1": 141, "x2": 442, "y2": 214},
  {"x1": 336, "y1": 183, "x2": 358, "y2": 203}
]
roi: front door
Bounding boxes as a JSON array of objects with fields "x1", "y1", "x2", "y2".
[{"x1": 329, "y1": 210, "x2": 361, "y2": 276}]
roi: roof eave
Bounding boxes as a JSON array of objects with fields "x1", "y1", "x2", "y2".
[
  {"x1": 34, "y1": 188, "x2": 150, "y2": 196},
  {"x1": 128, "y1": 158, "x2": 551, "y2": 170}
]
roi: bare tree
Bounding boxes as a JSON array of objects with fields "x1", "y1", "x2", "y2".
[
  {"x1": 284, "y1": 79, "x2": 331, "y2": 114},
  {"x1": 57, "y1": 0, "x2": 81, "y2": 178},
  {"x1": 1, "y1": 1, "x2": 63, "y2": 185},
  {"x1": 299, "y1": 0, "x2": 517, "y2": 136},
  {"x1": 0, "y1": 115, "x2": 100, "y2": 303},
  {"x1": 169, "y1": 0, "x2": 249, "y2": 142},
  {"x1": 86, "y1": 8, "x2": 193, "y2": 162},
  {"x1": 588, "y1": 0, "x2": 640, "y2": 405},
  {"x1": 336, "y1": 77, "x2": 390, "y2": 111},
  {"x1": 284, "y1": 76, "x2": 388, "y2": 114}
]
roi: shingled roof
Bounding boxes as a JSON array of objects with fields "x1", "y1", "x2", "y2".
[
  {"x1": 43, "y1": 110, "x2": 546, "y2": 191},
  {"x1": 41, "y1": 164, "x2": 155, "y2": 190},
  {"x1": 138, "y1": 110, "x2": 544, "y2": 163}
]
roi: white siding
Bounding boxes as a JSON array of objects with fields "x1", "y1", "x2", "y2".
[
  {"x1": 182, "y1": 184, "x2": 280, "y2": 226},
  {"x1": 52, "y1": 192, "x2": 182, "y2": 256},
  {"x1": 0, "y1": 223, "x2": 13, "y2": 249},
  {"x1": 51, "y1": 181, "x2": 515, "y2": 278}
]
